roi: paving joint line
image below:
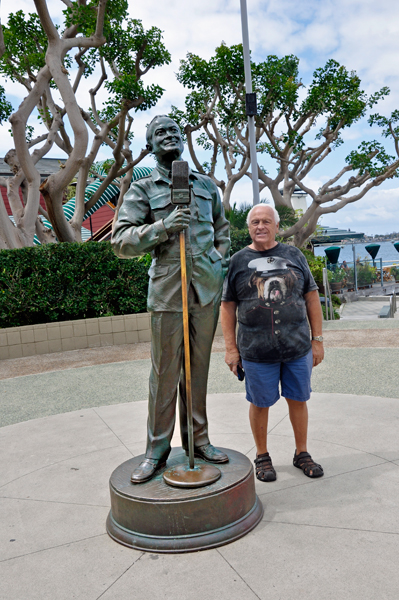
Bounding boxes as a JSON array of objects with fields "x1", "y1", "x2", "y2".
[
  {"x1": 0, "y1": 533, "x2": 107, "y2": 564},
  {"x1": 262, "y1": 519, "x2": 399, "y2": 536},
  {"x1": 256, "y1": 460, "x2": 390, "y2": 498},
  {"x1": 0, "y1": 442, "x2": 124, "y2": 490},
  {"x1": 216, "y1": 548, "x2": 262, "y2": 600},
  {"x1": 95, "y1": 553, "x2": 144, "y2": 600},
  {"x1": 92, "y1": 407, "x2": 135, "y2": 457},
  {"x1": 0, "y1": 495, "x2": 110, "y2": 509},
  {"x1": 268, "y1": 430, "x2": 399, "y2": 463}
]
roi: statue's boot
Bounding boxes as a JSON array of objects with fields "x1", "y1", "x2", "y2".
[
  {"x1": 131, "y1": 457, "x2": 167, "y2": 484},
  {"x1": 186, "y1": 443, "x2": 229, "y2": 463}
]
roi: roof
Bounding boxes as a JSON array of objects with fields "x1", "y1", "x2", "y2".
[
  {"x1": 0, "y1": 157, "x2": 67, "y2": 179},
  {"x1": 311, "y1": 226, "x2": 364, "y2": 243}
]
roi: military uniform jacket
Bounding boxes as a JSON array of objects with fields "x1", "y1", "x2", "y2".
[{"x1": 111, "y1": 164, "x2": 230, "y2": 312}]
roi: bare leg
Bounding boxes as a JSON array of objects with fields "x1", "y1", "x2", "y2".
[
  {"x1": 249, "y1": 404, "x2": 269, "y2": 456},
  {"x1": 285, "y1": 398, "x2": 308, "y2": 455}
]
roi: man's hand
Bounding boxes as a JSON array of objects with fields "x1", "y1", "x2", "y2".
[
  {"x1": 163, "y1": 207, "x2": 190, "y2": 233},
  {"x1": 311, "y1": 340, "x2": 324, "y2": 367},
  {"x1": 225, "y1": 349, "x2": 241, "y2": 376}
]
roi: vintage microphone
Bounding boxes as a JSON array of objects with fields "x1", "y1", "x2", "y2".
[
  {"x1": 170, "y1": 161, "x2": 195, "y2": 469},
  {"x1": 162, "y1": 161, "x2": 221, "y2": 488}
]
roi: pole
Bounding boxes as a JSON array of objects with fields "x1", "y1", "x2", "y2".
[
  {"x1": 352, "y1": 244, "x2": 358, "y2": 292},
  {"x1": 240, "y1": 0, "x2": 260, "y2": 205},
  {"x1": 179, "y1": 229, "x2": 195, "y2": 469}
]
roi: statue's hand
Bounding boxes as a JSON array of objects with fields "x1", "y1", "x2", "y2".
[{"x1": 163, "y1": 207, "x2": 191, "y2": 233}]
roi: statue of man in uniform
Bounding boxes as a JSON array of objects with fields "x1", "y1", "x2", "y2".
[{"x1": 111, "y1": 115, "x2": 230, "y2": 483}]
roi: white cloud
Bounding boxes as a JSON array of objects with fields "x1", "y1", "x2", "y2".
[{"x1": 1, "y1": 0, "x2": 399, "y2": 235}]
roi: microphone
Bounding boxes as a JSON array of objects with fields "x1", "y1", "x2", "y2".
[{"x1": 170, "y1": 161, "x2": 191, "y2": 206}]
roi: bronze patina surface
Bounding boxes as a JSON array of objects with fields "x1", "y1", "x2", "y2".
[
  {"x1": 162, "y1": 462, "x2": 221, "y2": 488},
  {"x1": 106, "y1": 448, "x2": 263, "y2": 553},
  {"x1": 111, "y1": 116, "x2": 230, "y2": 471}
]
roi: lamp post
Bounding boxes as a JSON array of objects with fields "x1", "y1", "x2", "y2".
[{"x1": 240, "y1": 0, "x2": 260, "y2": 205}]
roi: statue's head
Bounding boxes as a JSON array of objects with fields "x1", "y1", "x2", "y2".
[{"x1": 146, "y1": 115, "x2": 184, "y2": 161}]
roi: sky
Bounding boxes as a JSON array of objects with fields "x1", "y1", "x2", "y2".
[{"x1": 1, "y1": 0, "x2": 399, "y2": 235}]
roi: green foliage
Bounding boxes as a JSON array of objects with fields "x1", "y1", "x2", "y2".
[
  {"x1": 0, "y1": 242, "x2": 149, "y2": 328},
  {"x1": 301, "y1": 60, "x2": 370, "y2": 131},
  {"x1": 346, "y1": 141, "x2": 398, "y2": 177},
  {"x1": 321, "y1": 304, "x2": 340, "y2": 320},
  {"x1": 0, "y1": 11, "x2": 50, "y2": 81},
  {"x1": 302, "y1": 252, "x2": 328, "y2": 283},
  {"x1": 276, "y1": 205, "x2": 297, "y2": 229},
  {"x1": 225, "y1": 203, "x2": 252, "y2": 230},
  {"x1": 356, "y1": 261, "x2": 377, "y2": 286},
  {"x1": 390, "y1": 265, "x2": 399, "y2": 280},
  {"x1": 328, "y1": 266, "x2": 346, "y2": 283},
  {"x1": 176, "y1": 45, "x2": 389, "y2": 161},
  {"x1": 331, "y1": 294, "x2": 342, "y2": 306},
  {"x1": 230, "y1": 227, "x2": 251, "y2": 255},
  {"x1": 0, "y1": 2, "x2": 171, "y2": 137},
  {"x1": 0, "y1": 85, "x2": 12, "y2": 124},
  {"x1": 98, "y1": 17, "x2": 170, "y2": 117}
]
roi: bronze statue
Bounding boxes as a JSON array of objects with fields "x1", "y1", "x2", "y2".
[{"x1": 111, "y1": 116, "x2": 230, "y2": 483}]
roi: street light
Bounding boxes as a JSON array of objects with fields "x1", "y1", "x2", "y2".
[{"x1": 240, "y1": 0, "x2": 260, "y2": 206}]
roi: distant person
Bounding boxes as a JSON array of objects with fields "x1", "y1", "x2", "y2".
[
  {"x1": 221, "y1": 204, "x2": 324, "y2": 482},
  {"x1": 342, "y1": 260, "x2": 349, "y2": 272}
]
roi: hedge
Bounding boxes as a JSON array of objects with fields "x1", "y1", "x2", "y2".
[
  {"x1": 0, "y1": 242, "x2": 149, "y2": 328},
  {"x1": 0, "y1": 229, "x2": 256, "y2": 329}
]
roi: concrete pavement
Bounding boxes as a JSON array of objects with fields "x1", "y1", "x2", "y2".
[
  {"x1": 1, "y1": 302, "x2": 399, "y2": 599},
  {"x1": 1, "y1": 391, "x2": 399, "y2": 600}
]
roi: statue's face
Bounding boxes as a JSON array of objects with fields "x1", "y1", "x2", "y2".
[{"x1": 148, "y1": 117, "x2": 184, "y2": 160}]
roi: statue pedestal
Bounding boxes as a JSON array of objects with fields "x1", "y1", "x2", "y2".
[{"x1": 106, "y1": 447, "x2": 263, "y2": 553}]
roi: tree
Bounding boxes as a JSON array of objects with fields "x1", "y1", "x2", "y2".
[
  {"x1": 172, "y1": 44, "x2": 399, "y2": 246},
  {"x1": 0, "y1": 1, "x2": 170, "y2": 249}
]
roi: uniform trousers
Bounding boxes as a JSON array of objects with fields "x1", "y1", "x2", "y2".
[{"x1": 145, "y1": 286, "x2": 220, "y2": 461}]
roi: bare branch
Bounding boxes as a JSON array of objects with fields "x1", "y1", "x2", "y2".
[
  {"x1": 33, "y1": 0, "x2": 59, "y2": 42},
  {"x1": 0, "y1": 19, "x2": 5, "y2": 57},
  {"x1": 73, "y1": 47, "x2": 89, "y2": 93}
]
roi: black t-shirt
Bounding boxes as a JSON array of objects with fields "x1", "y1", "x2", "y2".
[{"x1": 222, "y1": 243, "x2": 318, "y2": 363}]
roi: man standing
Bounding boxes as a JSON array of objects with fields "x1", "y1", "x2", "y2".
[
  {"x1": 112, "y1": 115, "x2": 230, "y2": 483},
  {"x1": 221, "y1": 204, "x2": 324, "y2": 482}
]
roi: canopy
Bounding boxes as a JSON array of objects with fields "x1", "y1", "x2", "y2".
[
  {"x1": 324, "y1": 246, "x2": 341, "y2": 264},
  {"x1": 365, "y1": 244, "x2": 380, "y2": 260}
]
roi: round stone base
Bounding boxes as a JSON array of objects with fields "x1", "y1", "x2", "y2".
[{"x1": 106, "y1": 447, "x2": 263, "y2": 553}]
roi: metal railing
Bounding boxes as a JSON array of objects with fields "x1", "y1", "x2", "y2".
[
  {"x1": 325, "y1": 258, "x2": 398, "y2": 293},
  {"x1": 322, "y1": 267, "x2": 335, "y2": 320},
  {"x1": 390, "y1": 292, "x2": 397, "y2": 318}
]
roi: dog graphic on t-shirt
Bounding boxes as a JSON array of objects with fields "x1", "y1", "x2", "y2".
[{"x1": 247, "y1": 256, "x2": 297, "y2": 304}]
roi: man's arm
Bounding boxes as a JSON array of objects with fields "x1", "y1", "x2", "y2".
[
  {"x1": 304, "y1": 290, "x2": 324, "y2": 367},
  {"x1": 111, "y1": 183, "x2": 190, "y2": 258},
  {"x1": 221, "y1": 301, "x2": 241, "y2": 376}
]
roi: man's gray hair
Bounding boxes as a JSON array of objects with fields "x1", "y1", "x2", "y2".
[{"x1": 246, "y1": 204, "x2": 280, "y2": 226}]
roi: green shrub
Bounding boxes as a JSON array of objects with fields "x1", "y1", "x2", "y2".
[
  {"x1": 321, "y1": 304, "x2": 340, "y2": 320},
  {"x1": 0, "y1": 242, "x2": 149, "y2": 328},
  {"x1": 230, "y1": 226, "x2": 251, "y2": 254}
]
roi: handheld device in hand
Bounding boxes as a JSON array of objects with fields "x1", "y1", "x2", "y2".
[
  {"x1": 237, "y1": 364, "x2": 245, "y2": 382},
  {"x1": 170, "y1": 161, "x2": 191, "y2": 206}
]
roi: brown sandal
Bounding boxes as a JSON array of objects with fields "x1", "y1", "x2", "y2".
[
  {"x1": 254, "y1": 452, "x2": 276, "y2": 482},
  {"x1": 293, "y1": 451, "x2": 324, "y2": 478}
]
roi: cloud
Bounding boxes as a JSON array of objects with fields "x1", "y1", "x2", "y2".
[{"x1": 1, "y1": 0, "x2": 399, "y2": 235}]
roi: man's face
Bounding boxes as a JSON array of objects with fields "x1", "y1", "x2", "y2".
[
  {"x1": 248, "y1": 206, "x2": 279, "y2": 249},
  {"x1": 148, "y1": 117, "x2": 184, "y2": 160}
]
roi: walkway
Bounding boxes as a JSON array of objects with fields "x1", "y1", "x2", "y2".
[{"x1": 1, "y1": 303, "x2": 398, "y2": 600}]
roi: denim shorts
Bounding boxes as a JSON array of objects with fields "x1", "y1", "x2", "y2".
[{"x1": 242, "y1": 350, "x2": 313, "y2": 408}]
